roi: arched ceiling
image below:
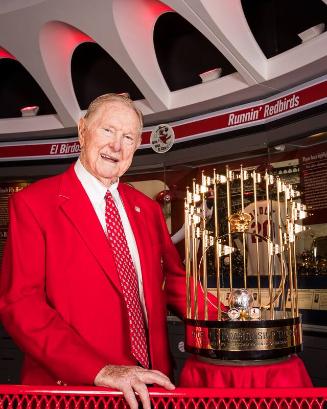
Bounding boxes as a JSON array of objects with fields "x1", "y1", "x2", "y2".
[{"x1": 0, "y1": 0, "x2": 327, "y2": 143}]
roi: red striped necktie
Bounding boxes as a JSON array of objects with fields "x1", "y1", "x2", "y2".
[{"x1": 105, "y1": 191, "x2": 149, "y2": 368}]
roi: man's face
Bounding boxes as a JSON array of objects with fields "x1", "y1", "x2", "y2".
[{"x1": 78, "y1": 101, "x2": 141, "y2": 187}]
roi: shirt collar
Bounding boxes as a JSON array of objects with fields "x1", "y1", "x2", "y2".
[{"x1": 74, "y1": 158, "x2": 119, "y2": 205}]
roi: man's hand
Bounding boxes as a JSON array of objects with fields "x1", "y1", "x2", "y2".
[{"x1": 94, "y1": 365, "x2": 175, "y2": 409}]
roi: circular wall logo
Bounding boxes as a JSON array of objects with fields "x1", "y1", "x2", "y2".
[{"x1": 150, "y1": 124, "x2": 175, "y2": 153}]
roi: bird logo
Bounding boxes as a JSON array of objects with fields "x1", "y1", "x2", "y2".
[{"x1": 150, "y1": 124, "x2": 175, "y2": 153}]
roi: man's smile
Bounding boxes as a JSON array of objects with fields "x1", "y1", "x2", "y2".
[{"x1": 100, "y1": 153, "x2": 119, "y2": 163}]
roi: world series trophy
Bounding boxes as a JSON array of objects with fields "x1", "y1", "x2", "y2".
[{"x1": 184, "y1": 166, "x2": 307, "y2": 361}]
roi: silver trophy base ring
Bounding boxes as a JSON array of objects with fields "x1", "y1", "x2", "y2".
[{"x1": 196, "y1": 355, "x2": 291, "y2": 366}]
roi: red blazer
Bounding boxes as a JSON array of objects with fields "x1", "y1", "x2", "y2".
[{"x1": 0, "y1": 165, "x2": 187, "y2": 385}]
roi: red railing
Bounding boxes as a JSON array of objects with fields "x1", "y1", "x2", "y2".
[{"x1": 0, "y1": 386, "x2": 327, "y2": 409}]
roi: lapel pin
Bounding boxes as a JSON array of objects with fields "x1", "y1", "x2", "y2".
[{"x1": 135, "y1": 206, "x2": 141, "y2": 213}]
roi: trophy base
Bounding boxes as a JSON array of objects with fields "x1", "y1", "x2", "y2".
[
  {"x1": 185, "y1": 315, "x2": 302, "y2": 360},
  {"x1": 196, "y1": 355, "x2": 291, "y2": 366}
]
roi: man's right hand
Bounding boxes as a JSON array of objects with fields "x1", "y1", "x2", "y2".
[{"x1": 94, "y1": 365, "x2": 175, "y2": 409}]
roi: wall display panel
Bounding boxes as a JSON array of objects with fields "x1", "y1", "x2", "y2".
[
  {"x1": 0, "y1": 181, "x2": 31, "y2": 263},
  {"x1": 0, "y1": 181, "x2": 31, "y2": 383},
  {"x1": 300, "y1": 147, "x2": 327, "y2": 224}
]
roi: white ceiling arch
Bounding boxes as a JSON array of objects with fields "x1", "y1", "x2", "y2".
[
  {"x1": 39, "y1": 21, "x2": 94, "y2": 124},
  {"x1": 112, "y1": 0, "x2": 172, "y2": 110}
]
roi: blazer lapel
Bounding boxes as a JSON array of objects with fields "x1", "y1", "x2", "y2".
[{"x1": 58, "y1": 166, "x2": 122, "y2": 293}]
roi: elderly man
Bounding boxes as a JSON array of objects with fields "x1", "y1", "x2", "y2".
[{"x1": 0, "y1": 94, "x2": 187, "y2": 409}]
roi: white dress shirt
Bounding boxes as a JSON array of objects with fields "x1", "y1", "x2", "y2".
[{"x1": 74, "y1": 159, "x2": 148, "y2": 323}]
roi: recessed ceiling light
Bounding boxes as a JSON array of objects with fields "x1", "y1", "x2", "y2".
[
  {"x1": 199, "y1": 68, "x2": 222, "y2": 83},
  {"x1": 20, "y1": 105, "x2": 39, "y2": 117},
  {"x1": 298, "y1": 23, "x2": 325, "y2": 42}
]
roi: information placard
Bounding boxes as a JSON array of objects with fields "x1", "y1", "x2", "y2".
[{"x1": 0, "y1": 181, "x2": 30, "y2": 262}]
